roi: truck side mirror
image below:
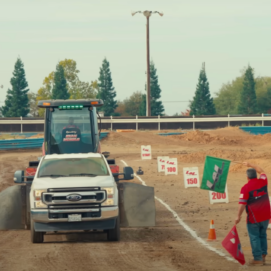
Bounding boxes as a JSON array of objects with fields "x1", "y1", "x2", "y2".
[
  {"x1": 14, "y1": 170, "x2": 24, "y2": 183},
  {"x1": 123, "y1": 167, "x2": 134, "y2": 180}
]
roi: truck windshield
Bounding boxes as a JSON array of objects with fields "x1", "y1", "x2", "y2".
[
  {"x1": 48, "y1": 108, "x2": 94, "y2": 154},
  {"x1": 38, "y1": 157, "x2": 109, "y2": 177}
]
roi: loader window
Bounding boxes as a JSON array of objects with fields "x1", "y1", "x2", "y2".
[
  {"x1": 38, "y1": 157, "x2": 109, "y2": 177},
  {"x1": 48, "y1": 108, "x2": 94, "y2": 154}
]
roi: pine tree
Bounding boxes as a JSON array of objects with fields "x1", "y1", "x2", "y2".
[
  {"x1": 139, "y1": 94, "x2": 146, "y2": 116},
  {"x1": 238, "y1": 65, "x2": 258, "y2": 114},
  {"x1": 51, "y1": 64, "x2": 70, "y2": 100},
  {"x1": 190, "y1": 63, "x2": 216, "y2": 115},
  {"x1": 1, "y1": 58, "x2": 29, "y2": 117},
  {"x1": 97, "y1": 58, "x2": 117, "y2": 116},
  {"x1": 139, "y1": 61, "x2": 164, "y2": 116},
  {"x1": 150, "y1": 61, "x2": 164, "y2": 116}
]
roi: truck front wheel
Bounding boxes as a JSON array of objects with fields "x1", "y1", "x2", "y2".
[
  {"x1": 107, "y1": 216, "x2": 120, "y2": 241},
  {"x1": 31, "y1": 219, "x2": 44, "y2": 243}
]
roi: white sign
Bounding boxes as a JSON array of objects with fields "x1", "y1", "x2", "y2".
[
  {"x1": 141, "y1": 145, "x2": 152, "y2": 160},
  {"x1": 157, "y1": 156, "x2": 169, "y2": 172},
  {"x1": 183, "y1": 167, "x2": 200, "y2": 188},
  {"x1": 209, "y1": 185, "x2": 229, "y2": 204},
  {"x1": 165, "y1": 158, "x2": 178, "y2": 175}
]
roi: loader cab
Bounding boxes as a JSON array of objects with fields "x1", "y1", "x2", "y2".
[{"x1": 38, "y1": 99, "x2": 103, "y2": 155}]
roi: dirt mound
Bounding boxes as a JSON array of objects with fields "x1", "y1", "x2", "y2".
[
  {"x1": 102, "y1": 132, "x2": 138, "y2": 145},
  {"x1": 229, "y1": 158, "x2": 271, "y2": 173},
  {"x1": 102, "y1": 131, "x2": 178, "y2": 147},
  {"x1": 169, "y1": 130, "x2": 238, "y2": 145},
  {"x1": 178, "y1": 149, "x2": 255, "y2": 163},
  {"x1": 0, "y1": 151, "x2": 40, "y2": 192}
]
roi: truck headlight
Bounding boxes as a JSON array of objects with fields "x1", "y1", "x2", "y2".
[
  {"x1": 33, "y1": 189, "x2": 47, "y2": 208},
  {"x1": 35, "y1": 201, "x2": 47, "y2": 208},
  {"x1": 102, "y1": 199, "x2": 114, "y2": 206},
  {"x1": 102, "y1": 187, "x2": 114, "y2": 206},
  {"x1": 104, "y1": 187, "x2": 114, "y2": 196}
]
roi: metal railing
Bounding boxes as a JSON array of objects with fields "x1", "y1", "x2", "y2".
[{"x1": 1, "y1": 114, "x2": 271, "y2": 132}]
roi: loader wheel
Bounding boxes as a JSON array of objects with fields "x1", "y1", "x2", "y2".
[
  {"x1": 107, "y1": 216, "x2": 120, "y2": 241},
  {"x1": 31, "y1": 219, "x2": 44, "y2": 243}
]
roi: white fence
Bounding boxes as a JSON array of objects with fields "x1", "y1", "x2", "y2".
[
  {"x1": 101, "y1": 114, "x2": 271, "y2": 130},
  {"x1": 1, "y1": 114, "x2": 271, "y2": 132}
]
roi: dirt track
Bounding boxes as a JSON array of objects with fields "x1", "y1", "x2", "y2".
[{"x1": 0, "y1": 127, "x2": 271, "y2": 270}]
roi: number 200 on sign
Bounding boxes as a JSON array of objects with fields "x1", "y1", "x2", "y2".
[{"x1": 212, "y1": 192, "x2": 226, "y2": 200}]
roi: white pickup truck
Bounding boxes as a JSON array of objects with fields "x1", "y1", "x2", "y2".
[{"x1": 15, "y1": 153, "x2": 134, "y2": 243}]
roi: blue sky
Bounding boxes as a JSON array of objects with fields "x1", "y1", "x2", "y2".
[{"x1": 1, "y1": 0, "x2": 271, "y2": 115}]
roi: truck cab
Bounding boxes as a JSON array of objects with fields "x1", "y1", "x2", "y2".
[
  {"x1": 28, "y1": 152, "x2": 133, "y2": 243},
  {"x1": 39, "y1": 99, "x2": 102, "y2": 155}
]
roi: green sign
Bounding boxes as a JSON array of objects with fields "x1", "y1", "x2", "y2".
[{"x1": 200, "y1": 156, "x2": 231, "y2": 193}]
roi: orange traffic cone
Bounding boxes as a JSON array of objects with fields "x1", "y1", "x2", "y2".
[{"x1": 207, "y1": 220, "x2": 217, "y2": 241}]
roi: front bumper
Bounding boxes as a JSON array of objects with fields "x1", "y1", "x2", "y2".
[
  {"x1": 31, "y1": 206, "x2": 118, "y2": 223},
  {"x1": 34, "y1": 219, "x2": 116, "y2": 232}
]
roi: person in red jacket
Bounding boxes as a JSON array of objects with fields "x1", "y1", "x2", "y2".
[{"x1": 235, "y1": 162, "x2": 271, "y2": 266}]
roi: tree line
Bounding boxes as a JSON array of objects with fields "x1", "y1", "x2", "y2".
[
  {"x1": 188, "y1": 64, "x2": 269, "y2": 116},
  {"x1": 0, "y1": 58, "x2": 164, "y2": 117},
  {"x1": 1, "y1": 57, "x2": 268, "y2": 118}
]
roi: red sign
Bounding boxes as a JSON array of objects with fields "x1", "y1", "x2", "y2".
[{"x1": 222, "y1": 226, "x2": 245, "y2": 265}]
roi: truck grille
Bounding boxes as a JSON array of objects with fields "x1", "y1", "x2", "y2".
[
  {"x1": 48, "y1": 187, "x2": 100, "y2": 192},
  {"x1": 42, "y1": 187, "x2": 106, "y2": 205},
  {"x1": 43, "y1": 188, "x2": 106, "y2": 220}
]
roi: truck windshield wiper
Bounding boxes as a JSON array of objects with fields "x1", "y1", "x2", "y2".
[
  {"x1": 39, "y1": 174, "x2": 68, "y2": 178},
  {"x1": 68, "y1": 173, "x2": 97, "y2": 177}
]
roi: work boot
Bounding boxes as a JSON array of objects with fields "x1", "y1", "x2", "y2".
[
  {"x1": 262, "y1": 255, "x2": 266, "y2": 264},
  {"x1": 248, "y1": 259, "x2": 264, "y2": 266}
]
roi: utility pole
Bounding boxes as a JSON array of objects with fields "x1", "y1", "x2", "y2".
[
  {"x1": 146, "y1": 14, "x2": 150, "y2": 116},
  {"x1": 132, "y1": 10, "x2": 163, "y2": 116}
]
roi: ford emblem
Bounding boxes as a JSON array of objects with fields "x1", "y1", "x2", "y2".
[{"x1": 66, "y1": 194, "x2": 82, "y2": 201}]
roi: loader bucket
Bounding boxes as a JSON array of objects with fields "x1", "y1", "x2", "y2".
[
  {"x1": 0, "y1": 185, "x2": 27, "y2": 230},
  {"x1": 118, "y1": 182, "x2": 156, "y2": 227}
]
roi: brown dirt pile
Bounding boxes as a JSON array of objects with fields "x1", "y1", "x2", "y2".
[
  {"x1": 230, "y1": 159, "x2": 271, "y2": 173},
  {"x1": 0, "y1": 151, "x2": 40, "y2": 192},
  {"x1": 178, "y1": 149, "x2": 255, "y2": 163},
  {"x1": 169, "y1": 130, "x2": 239, "y2": 145},
  {"x1": 102, "y1": 131, "x2": 174, "y2": 146}
]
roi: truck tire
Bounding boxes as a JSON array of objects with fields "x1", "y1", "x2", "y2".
[
  {"x1": 107, "y1": 216, "x2": 120, "y2": 241},
  {"x1": 31, "y1": 219, "x2": 44, "y2": 243}
]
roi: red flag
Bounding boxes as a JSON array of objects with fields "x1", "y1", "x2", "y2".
[{"x1": 222, "y1": 225, "x2": 245, "y2": 265}]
